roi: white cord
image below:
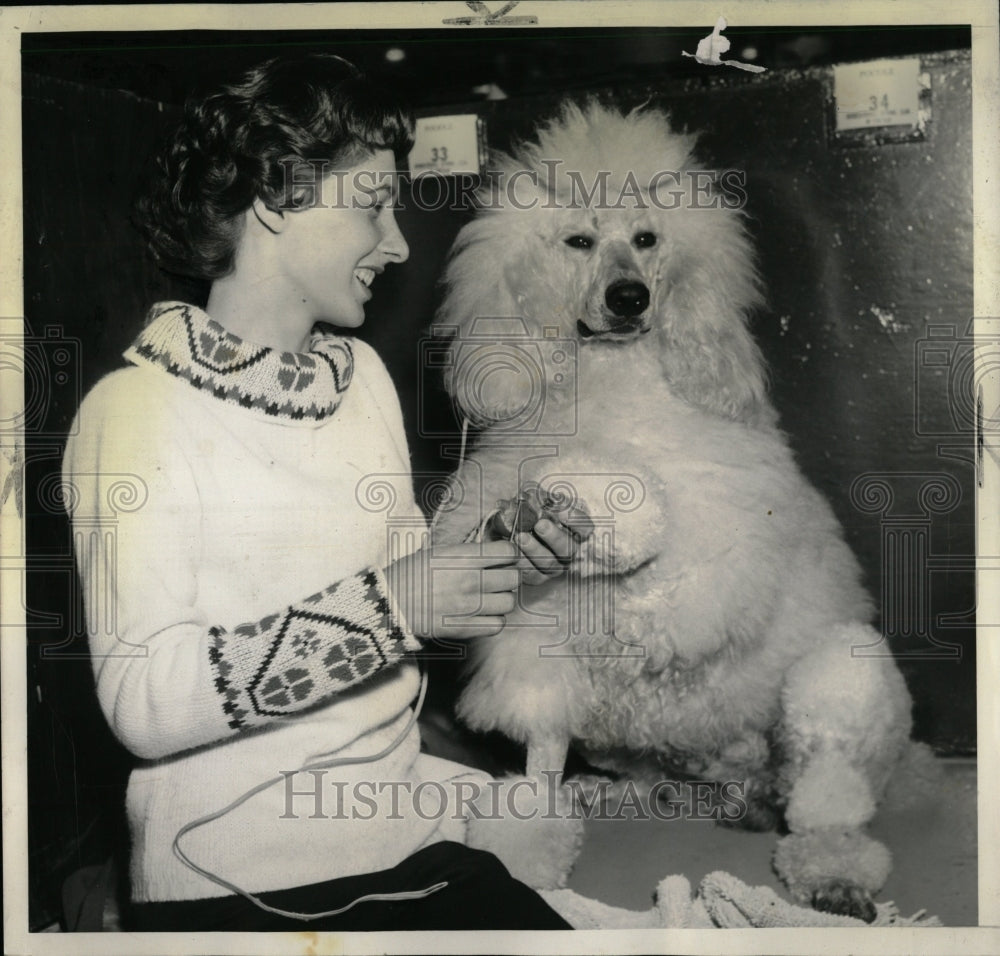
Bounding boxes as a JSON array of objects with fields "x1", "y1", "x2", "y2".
[
  {"x1": 457, "y1": 414, "x2": 470, "y2": 472},
  {"x1": 171, "y1": 668, "x2": 447, "y2": 921},
  {"x1": 429, "y1": 415, "x2": 471, "y2": 537}
]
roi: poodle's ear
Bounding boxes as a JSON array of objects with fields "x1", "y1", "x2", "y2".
[
  {"x1": 434, "y1": 218, "x2": 549, "y2": 422},
  {"x1": 435, "y1": 214, "x2": 528, "y2": 333},
  {"x1": 657, "y1": 210, "x2": 774, "y2": 426}
]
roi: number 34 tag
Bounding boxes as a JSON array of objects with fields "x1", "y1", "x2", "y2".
[{"x1": 834, "y1": 58, "x2": 922, "y2": 131}]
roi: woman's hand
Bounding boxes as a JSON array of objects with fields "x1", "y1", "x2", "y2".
[
  {"x1": 515, "y1": 502, "x2": 594, "y2": 586},
  {"x1": 385, "y1": 541, "x2": 520, "y2": 640}
]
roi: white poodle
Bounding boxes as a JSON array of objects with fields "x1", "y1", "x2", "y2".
[{"x1": 430, "y1": 101, "x2": 918, "y2": 921}]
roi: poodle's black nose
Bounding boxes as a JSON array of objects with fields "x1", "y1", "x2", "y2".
[{"x1": 605, "y1": 280, "x2": 650, "y2": 319}]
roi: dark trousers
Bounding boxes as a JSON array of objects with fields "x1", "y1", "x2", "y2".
[{"x1": 128, "y1": 841, "x2": 572, "y2": 931}]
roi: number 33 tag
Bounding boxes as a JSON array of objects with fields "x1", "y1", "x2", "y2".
[{"x1": 408, "y1": 114, "x2": 486, "y2": 177}]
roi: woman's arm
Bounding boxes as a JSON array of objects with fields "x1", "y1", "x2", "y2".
[{"x1": 64, "y1": 371, "x2": 419, "y2": 760}]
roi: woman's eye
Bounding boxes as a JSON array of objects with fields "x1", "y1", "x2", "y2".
[
  {"x1": 634, "y1": 231, "x2": 657, "y2": 248},
  {"x1": 564, "y1": 235, "x2": 594, "y2": 250}
]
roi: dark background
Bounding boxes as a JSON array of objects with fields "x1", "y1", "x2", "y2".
[{"x1": 20, "y1": 26, "x2": 975, "y2": 930}]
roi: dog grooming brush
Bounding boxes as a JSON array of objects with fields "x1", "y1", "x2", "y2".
[
  {"x1": 490, "y1": 492, "x2": 543, "y2": 540},
  {"x1": 464, "y1": 482, "x2": 592, "y2": 544}
]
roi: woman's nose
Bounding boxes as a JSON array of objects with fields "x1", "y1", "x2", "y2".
[{"x1": 381, "y1": 213, "x2": 409, "y2": 263}]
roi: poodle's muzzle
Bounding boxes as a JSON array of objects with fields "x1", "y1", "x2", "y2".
[{"x1": 577, "y1": 279, "x2": 652, "y2": 340}]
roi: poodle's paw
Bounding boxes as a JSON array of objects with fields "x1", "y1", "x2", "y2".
[
  {"x1": 812, "y1": 879, "x2": 877, "y2": 924},
  {"x1": 772, "y1": 829, "x2": 892, "y2": 908}
]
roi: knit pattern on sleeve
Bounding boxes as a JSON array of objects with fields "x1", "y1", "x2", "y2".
[{"x1": 209, "y1": 568, "x2": 411, "y2": 731}]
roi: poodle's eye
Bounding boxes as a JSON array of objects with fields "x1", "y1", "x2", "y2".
[
  {"x1": 633, "y1": 231, "x2": 657, "y2": 249},
  {"x1": 564, "y1": 234, "x2": 594, "y2": 250}
]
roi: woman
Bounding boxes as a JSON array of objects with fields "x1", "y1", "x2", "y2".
[{"x1": 63, "y1": 54, "x2": 581, "y2": 932}]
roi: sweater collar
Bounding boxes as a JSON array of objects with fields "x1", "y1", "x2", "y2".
[{"x1": 124, "y1": 302, "x2": 354, "y2": 421}]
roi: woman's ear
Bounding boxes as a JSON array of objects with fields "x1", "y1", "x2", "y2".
[{"x1": 250, "y1": 198, "x2": 286, "y2": 235}]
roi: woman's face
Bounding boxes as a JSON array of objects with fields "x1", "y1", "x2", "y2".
[{"x1": 276, "y1": 148, "x2": 409, "y2": 329}]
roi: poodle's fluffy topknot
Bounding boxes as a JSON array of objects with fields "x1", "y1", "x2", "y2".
[{"x1": 505, "y1": 99, "x2": 702, "y2": 203}]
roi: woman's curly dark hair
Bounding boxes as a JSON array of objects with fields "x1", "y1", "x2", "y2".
[{"x1": 134, "y1": 54, "x2": 414, "y2": 280}]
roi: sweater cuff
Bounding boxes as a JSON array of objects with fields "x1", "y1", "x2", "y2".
[
  {"x1": 208, "y1": 567, "x2": 417, "y2": 733},
  {"x1": 371, "y1": 564, "x2": 424, "y2": 654}
]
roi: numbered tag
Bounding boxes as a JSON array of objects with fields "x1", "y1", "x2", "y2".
[
  {"x1": 408, "y1": 114, "x2": 486, "y2": 177},
  {"x1": 834, "y1": 58, "x2": 921, "y2": 131}
]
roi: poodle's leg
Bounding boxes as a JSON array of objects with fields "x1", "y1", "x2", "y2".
[
  {"x1": 466, "y1": 733, "x2": 581, "y2": 891},
  {"x1": 773, "y1": 754, "x2": 890, "y2": 923},
  {"x1": 772, "y1": 625, "x2": 912, "y2": 922},
  {"x1": 526, "y1": 734, "x2": 570, "y2": 779}
]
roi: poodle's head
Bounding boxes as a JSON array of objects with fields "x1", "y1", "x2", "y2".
[{"x1": 434, "y1": 100, "x2": 771, "y2": 428}]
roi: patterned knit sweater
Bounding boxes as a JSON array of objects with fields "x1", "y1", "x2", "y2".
[{"x1": 63, "y1": 302, "x2": 483, "y2": 902}]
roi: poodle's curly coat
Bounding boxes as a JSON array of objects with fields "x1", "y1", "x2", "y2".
[{"x1": 431, "y1": 101, "x2": 915, "y2": 920}]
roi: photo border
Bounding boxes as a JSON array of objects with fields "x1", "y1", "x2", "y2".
[{"x1": 2, "y1": 2, "x2": 997, "y2": 954}]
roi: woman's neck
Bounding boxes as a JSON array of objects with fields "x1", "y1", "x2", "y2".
[{"x1": 205, "y1": 275, "x2": 315, "y2": 353}]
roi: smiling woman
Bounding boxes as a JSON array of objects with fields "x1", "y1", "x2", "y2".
[
  {"x1": 132, "y1": 56, "x2": 413, "y2": 350},
  {"x1": 206, "y1": 148, "x2": 409, "y2": 348},
  {"x1": 59, "y1": 53, "x2": 583, "y2": 933}
]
